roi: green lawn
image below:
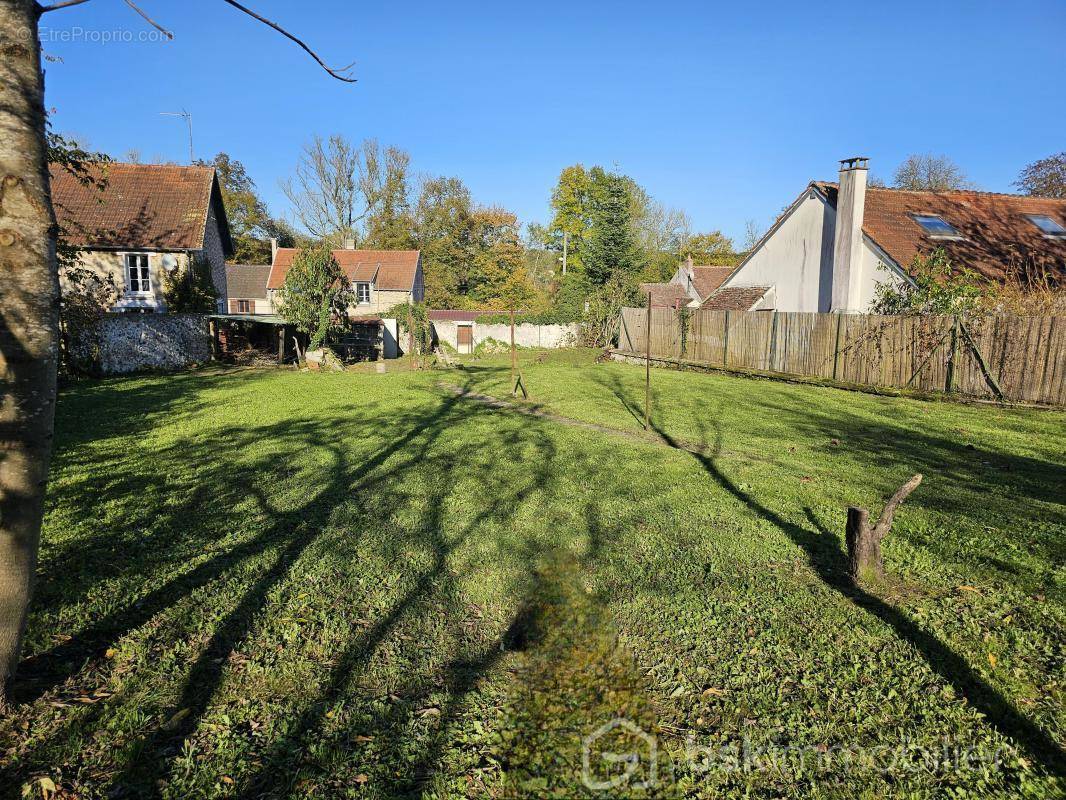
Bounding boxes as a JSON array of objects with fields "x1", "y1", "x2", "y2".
[{"x1": 2, "y1": 350, "x2": 1063, "y2": 799}]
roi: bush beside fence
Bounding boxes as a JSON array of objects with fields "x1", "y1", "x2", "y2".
[{"x1": 617, "y1": 308, "x2": 1066, "y2": 406}]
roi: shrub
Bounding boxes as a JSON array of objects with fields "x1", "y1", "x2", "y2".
[{"x1": 162, "y1": 254, "x2": 219, "y2": 313}]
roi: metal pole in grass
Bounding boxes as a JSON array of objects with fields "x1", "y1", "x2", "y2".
[
  {"x1": 510, "y1": 307, "x2": 516, "y2": 396},
  {"x1": 645, "y1": 292, "x2": 652, "y2": 431}
]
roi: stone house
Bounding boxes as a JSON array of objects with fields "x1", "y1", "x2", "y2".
[
  {"x1": 266, "y1": 244, "x2": 424, "y2": 316},
  {"x1": 224, "y1": 264, "x2": 273, "y2": 315},
  {"x1": 50, "y1": 162, "x2": 234, "y2": 312},
  {"x1": 702, "y1": 157, "x2": 1066, "y2": 312}
]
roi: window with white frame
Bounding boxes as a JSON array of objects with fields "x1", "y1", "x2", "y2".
[
  {"x1": 356, "y1": 282, "x2": 371, "y2": 304},
  {"x1": 125, "y1": 254, "x2": 151, "y2": 293}
]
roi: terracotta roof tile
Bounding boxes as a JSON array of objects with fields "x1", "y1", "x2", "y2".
[
  {"x1": 814, "y1": 182, "x2": 1066, "y2": 282},
  {"x1": 267, "y1": 248, "x2": 420, "y2": 292},
  {"x1": 639, "y1": 282, "x2": 690, "y2": 309},
  {"x1": 689, "y1": 266, "x2": 733, "y2": 298},
  {"x1": 701, "y1": 286, "x2": 771, "y2": 311},
  {"x1": 50, "y1": 162, "x2": 225, "y2": 252}
]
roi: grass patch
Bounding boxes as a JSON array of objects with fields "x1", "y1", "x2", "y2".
[{"x1": 1, "y1": 350, "x2": 1063, "y2": 798}]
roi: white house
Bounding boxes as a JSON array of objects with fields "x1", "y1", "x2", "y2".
[{"x1": 704, "y1": 157, "x2": 1066, "y2": 312}]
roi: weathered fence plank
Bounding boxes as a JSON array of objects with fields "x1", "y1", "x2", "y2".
[{"x1": 616, "y1": 307, "x2": 1066, "y2": 406}]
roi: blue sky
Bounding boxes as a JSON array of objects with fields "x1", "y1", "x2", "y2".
[{"x1": 39, "y1": 0, "x2": 1066, "y2": 244}]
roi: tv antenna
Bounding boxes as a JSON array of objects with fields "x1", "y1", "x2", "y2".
[{"x1": 159, "y1": 109, "x2": 194, "y2": 163}]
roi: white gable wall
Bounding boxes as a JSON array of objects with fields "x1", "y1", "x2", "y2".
[
  {"x1": 722, "y1": 189, "x2": 908, "y2": 313},
  {"x1": 723, "y1": 190, "x2": 836, "y2": 312}
]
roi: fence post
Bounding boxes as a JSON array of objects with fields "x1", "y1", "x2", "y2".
[
  {"x1": 946, "y1": 316, "x2": 960, "y2": 393},
  {"x1": 832, "y1": 313, "x2": 844, "y2": 381},
  {"x1": 768, "y1": 311, "x2": 779, "y2": 372},
  {"x1": 723, "y1": 310, "x2": 731, "y2": 366},
  {"x1": 645, "y1": 294, "x2": 652, "y2": 430}
]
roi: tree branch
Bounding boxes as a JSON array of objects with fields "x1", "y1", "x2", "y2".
[
  {"x1": 871, "y1": 474, "x2": 922, "y2": 541},
  {"x1": 37, "y1": 0, "x2": 93, "y2": 13},
  {"x1": 220, "y1": 0, "x2": 357, "y2": 82},
  {"x1": 123, "y1": 0, "x2": 173, "y2": 40}
]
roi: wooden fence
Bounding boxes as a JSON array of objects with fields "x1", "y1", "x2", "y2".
[{"x1": 617, "y1": 308, "x2": 1066, "y2": 406}]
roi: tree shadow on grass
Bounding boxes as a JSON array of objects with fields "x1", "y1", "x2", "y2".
[
  {"x1": 597, "y1": 370, "x2": 1064, "y2": 780},
  {"x1": 228, "y1": 408, "x2": 566, "y2": 798},
  {"x1": 11, "y1": 387, "x2": 467, "y2": 706},
  {"x1": 6, "y1": 381, "x2": 499, "y2": 790},
  {"x1": 669, "y1": 415, "x2": 1064, "y2": 779},
  {"x1": 8, "y1": 372, "x2": 632, "y2": 797}
]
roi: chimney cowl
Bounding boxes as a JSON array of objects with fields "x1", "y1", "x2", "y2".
[{"x1": 839, "y1": 156, "x2": 870, "y2": 171}]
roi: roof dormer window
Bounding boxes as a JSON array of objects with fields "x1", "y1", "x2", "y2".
[
  {"x1": 1025, "y1": 214, "x2": 1066, "y2": 238},
  {"x1": 913, "y1": 214, "x2": 962, "y2": 239}
]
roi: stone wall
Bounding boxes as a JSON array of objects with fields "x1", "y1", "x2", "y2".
[
  {"x1": 73, "y1": 313, "x2": 213, "y2": 375},
  {"x1": 432, "y1": 320, "x2": 579, "y2": 352}
]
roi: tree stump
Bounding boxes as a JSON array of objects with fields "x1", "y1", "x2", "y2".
[{"x1": 845, "y1": 474, "x2": 923, "y2": 583}]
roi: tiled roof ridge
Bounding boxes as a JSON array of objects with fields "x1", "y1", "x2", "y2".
[{"x1": 816, "y1": 180, "x2": 1064, "y2": 202}]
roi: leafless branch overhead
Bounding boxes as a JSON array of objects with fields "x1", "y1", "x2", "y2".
[
  {"x1": 122, "y1": 0, "x2": 173, "y2": 40},
  {"x1": 220, "y1": 0, "x2": 357, "y2": 82},
  {"x1": 37, "y1": 0, "x2": 357, "y2": 84}
]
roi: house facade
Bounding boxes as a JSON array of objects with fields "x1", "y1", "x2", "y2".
[
  {"x1": 224, "y1": 264, "x2": 273, "y2": 315},
  {"x1": 705, "y1": 157, "x2": 1066, "y2": 312},
  {"x1": 50, "y1": 163, "x2": 233, "y2": 313},
  {"x1": 266, "y1": 245, "x2": 424, "y2": 316},
  {"x1": 640, "y1": 257, "x2": 733, "y2": 309}
]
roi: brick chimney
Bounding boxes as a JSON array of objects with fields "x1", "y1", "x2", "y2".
[
  {"x1": 343, "y1": 237, "x2": 356, "y2": 250},
  {"x1": 831, "y1": 156, "x2": 869, "y2": 313},
  {"x1": 269, "y1": 237, "x2": 278, "y2": 263}
]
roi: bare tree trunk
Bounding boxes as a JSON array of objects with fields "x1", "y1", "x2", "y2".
[
  {"x1": 845, "y1": 475, "x2": 923, "y2": 583},
  {"x1": 0, "y1": 0, "x2": 60, "y2": 703}
]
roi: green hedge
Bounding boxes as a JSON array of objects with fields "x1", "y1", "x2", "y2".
[{"x1": 473, "y1": 310, "x2": 580, "y2": 325}]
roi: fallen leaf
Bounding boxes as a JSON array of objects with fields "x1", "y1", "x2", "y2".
[
  {"x1": 104, "y1": 648, "x2": 117, "y2": 659},
  {"x1": 956, "y1": 585, "x2": 981, "y2": 593},
  {"x1": 702, "y1": 687, "x2": 728, "y2": 697},
  {"x1": 354, "y1": 774, "x2": 369, "y2": 784},
  {"x1": 988, "y1": 653, "x2": 997, "y2": 668}
]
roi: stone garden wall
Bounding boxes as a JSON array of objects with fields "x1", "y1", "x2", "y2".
[{"x1": 72, "y1": 313, "x2": 212, "y2": 375}]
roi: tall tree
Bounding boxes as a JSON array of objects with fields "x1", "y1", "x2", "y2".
[
  {"x1": 468, "y1": 207, "x2": 528, "y2": 305},
  {"x1": 195, "y1": 152, "x2": 295, "y2": 263},
  {"x1": 0, "y1": 0, "x2": 356, "y2": 704},
  {"x1": 363, "y1": 148, "x2": 415, "y2": 249},
  {"x1": 413, "y1": 176, "x2": 473, "y2": 307},
  {"x1": 583, "y1": 169, "x2": 640, "y2": 285},
  {"x1": 282, "y1": 135, "x2": 408, "y2": 246},
  {"x1": 548, "y1": 164, "x2": 593, "y2": 274},
  {"x1": 0, "y1": 0, "x2": 59, "y2": 696},
  {"x1": 893, "y1": 154, "x2": 972, "y2": 192},
  {"x1": 1014, "y1": 152, "x2": 1066, "y2": 198}
]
